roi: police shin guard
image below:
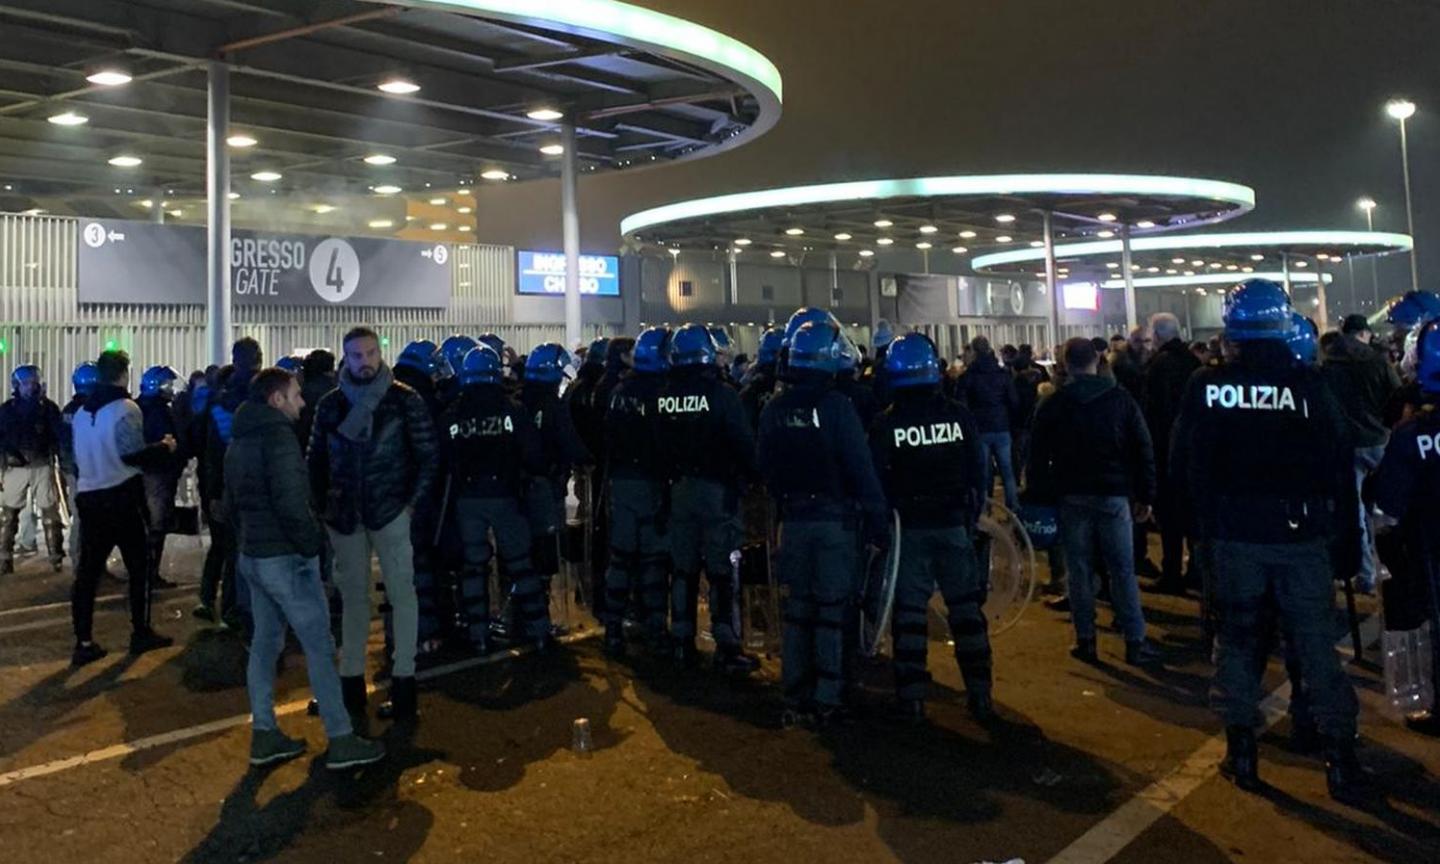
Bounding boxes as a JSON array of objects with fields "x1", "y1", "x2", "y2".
[
  {"x1": 1220, "y1": 726, "x2": 1262, "y2": 792},
  {"x1": 0, "y1": 507, "x2": 19, "y2": 573},
  {"x1": 43, "y1": 518, "x2": 65, "y2": 571}
]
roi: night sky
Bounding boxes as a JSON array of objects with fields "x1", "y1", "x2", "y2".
[{"x1": 469, "y1": 0, "x2": 1440, "y2": 317}]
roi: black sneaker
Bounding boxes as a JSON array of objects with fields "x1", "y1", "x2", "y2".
[
  {"x1": 1289, "y1": 716, "x2": 1322, "y2": 754},
  {"x1": 1323, "y1": 738, "x2": 1370, "y2": 805},
  {"x1": 71, "y1": 642, "x2": 108, "y2": 667},
  {"x1": 1125, "y1": 639, "x2": 1161, "y2": 666},
  {"x1": 129, "y1": 628, "x2": 174, "y2": 656},
  {"x1": 326, "y1": 734, "x2": 386, "y2": 770},
  {"x1": 967, "y1": 689, "x2": 997, "y2": 723},
  {"x1": 249, "y1": 729, "x2": 307, "y2": 767},
  {"x1": 1070, "y1": 638, "x2": 1098, "y2": 664},
  {"x1": 192, "y1": 604, "x2": 217, "y2": 623},
  {"x1": 1044, "y1": 596, "x2": 1071, "y2": 613}
]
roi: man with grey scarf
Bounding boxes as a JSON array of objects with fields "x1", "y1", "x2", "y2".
[{"x1": 308, "y1": 326, "x2": 438, "y2": 722}]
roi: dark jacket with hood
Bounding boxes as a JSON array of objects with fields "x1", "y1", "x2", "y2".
[
  {"x1": 203, "y1": 368, "x2": 254, "y2": 504},
  {"x1": 1320, "y1": 334, "x2": 1402, "y2": 448},
  {"x1": 0, "y1": 394, "x2": 63, "y2": 467},
  {"x1": 520, "y1": 380, "x2": 592, "y2": 486},
  {"x1": 1143, "y1": 337, "x2": 1202, "y2": 473},
  {"x1": 59, "y1": 393, "x2": 85, "y2": 477},
  {"x1": 1011, "y1": 357, "x2": 1045, "y2": 432},
  {"x1": 954, "y1": 352, "x2": 1019, "y2": 435},
  {"x1": 223, "y1": 401, "x2": 325, "y2": 559},
  {"x1": 1027, "y1": 373, "x2": 1156, "y2": 505},
  {"x1": 299, "y1": 371, "x2": 337, "y2": 450}
]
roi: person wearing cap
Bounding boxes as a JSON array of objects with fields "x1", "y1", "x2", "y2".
[
  {"x1": 1320, "y1": 313, "x2": 1402, "y2": 594},
  {"x1": 1171, "y1": 279, "x2": 1364, "y2": 802}
]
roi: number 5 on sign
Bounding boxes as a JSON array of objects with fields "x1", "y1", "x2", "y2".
[{"x1": 308, "y1": 238, "x2": 360, "y2": 303}]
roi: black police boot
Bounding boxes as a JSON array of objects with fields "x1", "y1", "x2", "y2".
[
  {"x1": 886, "y1": 698, "x2": 927, "y2": 725},
  {"x1": 0, "y1": 506, "x2": 19, "y2": 575},
  {"x1": 44, "y1": 520, "x2": 65, "y2": 572},
  {"x1": 378, "y1": 676, "x2": 418, "y2": 721},
  {"x1": 341, "y1": 675, "x2": 368, "y2": 718},
  {"x1": 1219, "y1": 726, "x2": 1262, "y2": 792},
  {"x1": 1069, "y1": 637, "x2": 1098, "y2": 663},
  {"x1": 1289, "y1": 713, "x2": 1322, "y2": 754},
  {"x1": 1323, "y1": 737, "x2": 1369, "y2": 804},
  {"x1": 673, "y1": 639, "x2": 700, "y2": 670},
  {"x1": 966, "y1": 686, "x2": 997, "y2": 723},
  {"x1": 128, "y1": 627, "x2": 174, "y2": 656},
  {"x1": 1125, "y1": 639, "x2": 1161, "y2": 666}
]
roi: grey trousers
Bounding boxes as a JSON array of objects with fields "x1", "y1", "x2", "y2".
[{"x1": 330, "y1": 511, "x2": 418, "y2": 679}]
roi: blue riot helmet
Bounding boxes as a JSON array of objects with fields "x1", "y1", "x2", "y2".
[
  {"x1": 396, "y1": 339, "x2": 441, "y2": 378},
  {"x1": 71, "y1": 361, "x2": 99, "y2": 398},
  {"x1": 670, "y1": 323, "x2": 717, "y2": 367},
  {"x1": 459, "y1": 345, "x2": 503, "y2": 386},
  {"x1": 756, "y1": 328, "x2": 784, "y2": 367},
  {"x1": 1223, "y1": 279, "x2": 1293, "y2": 341},
  {"x1": 632, "y1": 326, "x2": 671, "y2": 373},
  {"x1": 439, "y1": 335, "x2": 478, "y2": 378},
  {"x1": 275, "y1": 355, "x2": 303, "y2": 373},
  {"x1": 139, "y1": 365, "x2": 179, "y2": 397},
  {"x1": 10, "y1": 364, "x2": 40, "y2": 396},
  {"x1": 708, "y1": 325, "x2": 733, "y2": 355},
  {"x1": 478, "y1": 332, "x2": 506, "y2": 358},
  {"x1": 873, "y1": 318, "x2": 896, "y2": 350},
  {"x1": 884, "y1": 332, "x2": 942, "y2": 388},
  {"x1": 835, "y1": 331, "x2": 861, "y2": 372},
  {"x1": 583, "y1": 337, "x2": 609, "y2": 368},
  {"x1": 1417, "y1": 321, "x2": 1440, "y2": 395},
  {"x1": 788, "y1": 321, "x2": 846, "y2": 374},
  {"x1": 1286, "y1": 313, "x2": 1319, "y2": 365},
  {"x1": 1386, "y1": 290, "x2": 1440, "y2": 330},
  {"x1": 525, "y1": 343, "x2": 571, "y2": 384},
  {"x1": 782, "y1": 307, "x2": 841, "y2": 347}
]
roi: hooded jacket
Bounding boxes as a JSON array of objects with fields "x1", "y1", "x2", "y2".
[
  {"x1": 1143, "y1": 337, "x2": 1202, "y2": 472},
  {"x1": 202, "y1": 369, "x2": 254, "y2": 503},
  {"x1": 72, "y1": 385, "x2": 172, "y2": 495},
  {"x1": 223, "y1": 401, "x2": 325, "y2": 559},
  {"x1": 1320, "y1": 335, "x2": 1402, "y2": 448},
  {"x1": 954, "y1": 352, "x2": 1020, "y2": 435},
  {"x1": 1026, "y1": 373, "x2": 1156, "y2": 505}
]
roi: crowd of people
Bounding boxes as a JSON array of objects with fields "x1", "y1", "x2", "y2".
[{"x1": 3, "y1": 279, "x2": 1437, "y2": 801}]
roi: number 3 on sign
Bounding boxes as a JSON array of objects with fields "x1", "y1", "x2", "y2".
[{"x1": 308, "y1": 238, "x2": 360, "y2": 303}]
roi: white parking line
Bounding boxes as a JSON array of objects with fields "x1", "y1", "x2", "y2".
[
  {"x1": 0, "y1": 630, "x2": 595, "y2": 789},
  {"x1": 1044, "y1": 615, "x2": 1382, "y2": 864},
  {"x1": 0, "y1": 585, "x2": 193, "y2": 619}
]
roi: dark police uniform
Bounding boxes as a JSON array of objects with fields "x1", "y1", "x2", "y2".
[
  {"x1": 870, "y1": 389, "x2": 989, "y2": 707},
  {"x1": 601, "y1": 369, "x2": 671, "y2": 648},
  {"x1": 520, "y1": 380, "x2": 592, "y2": 584},
  {"x1": 442, "y1": 382, "x2": 547, "y2": 650},
  {"x1": 757, "y1": 371, "x2": 886, "y2": 713},
  {"x1": 1171, "y1": 340, "x2": 1359, "y2": 739},
  {"x1": 659, "y1": 365, "x2": 757, "y2": 662}
]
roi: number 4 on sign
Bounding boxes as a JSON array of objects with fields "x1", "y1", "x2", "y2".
[{"x1": 326, "y1": 247, "x2": 344, "y2": 296}]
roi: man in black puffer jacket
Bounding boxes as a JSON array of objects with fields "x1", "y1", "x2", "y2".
[
  {"x1": 1028, "y1": 337, "x2": 1158, "y2": 667},
  {"x1": 308, "y1": 327, "x2": 437, "y2": 722},
  {"x1": 954, "y1": 337, "x2": 1020, "y2": 511}
]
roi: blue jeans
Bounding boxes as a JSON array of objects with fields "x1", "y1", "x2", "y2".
[
  {"x1": 1059, "y1": 495, "x2": 1146, "y2": 642},
  {"x1": 979, "y1": 432, "x2": 1020, "y2": 512},
  {"x1": 1354, "y1": 444, "x2": 1386, "y2": 588},
  {"x1": 240, "y1": 553, "x2": 352, "y2": 740}
]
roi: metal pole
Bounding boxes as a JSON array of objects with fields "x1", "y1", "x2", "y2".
[
  {"x1": 1347, "y1": 256, "x2": 1356, "y2": 311},
  {"x1": 1121, "y1": 224, "x2": 1137, "y2": 332},
  {"x1": 1042, "y1": 211, "x2": 1059, "y2": 351},
  {"x1": 205, "y1": 61, "x2": 231, "y2": 366},
  {"x1": 1281, "y1": 251, "x2": 1292, "y2": 295},
  {"x1": 1366, "y1": 209, "x2": 1380, "y2": 308},
  {"x1": 829, "y1": 251, "x2": 838, "y2": 304},
  {"x1": 561, "y1": 121, "x2": 582, "y2": 348},
  {"x1": 152, "y1": 187, "x2": 165, "y2": 225},
  {"x1": 1399, "y1": 116, "x2": 1420, "y2": 293},
  {"x1": 728, "y1": 249, "x2": 740, "y2": 306},
  {"x1": 1314, "y1": 259, "x2": 1329, "y2": 332}
]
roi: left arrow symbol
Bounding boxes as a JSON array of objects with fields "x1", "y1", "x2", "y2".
[{"x1": 108, "y1": 231, "x2": 126, "y2": 242}]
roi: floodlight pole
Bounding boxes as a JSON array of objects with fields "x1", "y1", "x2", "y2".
[
  {"x1": 1121, "y1": 225, "x2": 1138, "y2": 332},
  {"x1": 1042, "y1": 211, "x2": 1059, "y2": 351},
  {"x1": 1397, "y1": 114, "x2": 1420, "y2": 293},
  {"x1": 205, "y1": 60, "x2": 232, "y2": 366},
  {"x1": 561, "y1": 121, "x2": 582, "y2": 349}
]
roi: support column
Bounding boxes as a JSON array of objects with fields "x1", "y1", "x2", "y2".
[
  {"x1": 561, "y1": 121, "x2": 581, "y2": 348},
  {"x1": 1281, "y1": 251, "x2": 1292, "y2": 295},
  {"x1": 1314, "y1": 260, "x2": 1329, "y2": 331},
  {"x1": 829, "y1": 251, "x2": 839, "y2": 304},
  {"x1": 1042, "y1": 211, "x2": 1059, "y2": 352},
  {"x1": 152, "y1": 187, "x2": 165, "y2": 225},
  {"x1": 1120, "y1": 225, "x2": 1137, "y2": 331},
  {"x1": 728, "y1": 249, "x2": 740, "y2": 306},
  {"x1": 1400, "y1": 116, "x2": 1420, "y2": 293},
  {"x1": 205, "y1": 61, "x2": 231, "y2": 366}
]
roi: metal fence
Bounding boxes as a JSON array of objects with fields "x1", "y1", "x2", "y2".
[{"x1": 0, "y1": 213, "x2": 607, "y2": 396}]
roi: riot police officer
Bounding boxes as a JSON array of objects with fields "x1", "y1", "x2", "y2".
[
  {"x1": 740, "y1": 328, "x2": 784, "y2": 430},
  {"x1": 137, "y1": 365, "x2": 183, "y2": 588},
  {"x1": 660, "y1": 324, "x2": 760, "y2": 672},
  {"x1": 869, "y1": 333, "x2": 991, "y2": 723},
  {"x1": 1171, "y1": 279, "x2": 1364, "y2": 801},
  {"x1": 394, "y1": 340, "x2": 450, "y2": 653},
  {"x1": 59, "y1": 362, "x2": 99, "y2": 568},
  {"x1": 442, "y1": 345, "x2": 547, "y2": 653},
  {"x1": 601, "y1": 328, "x2": 671, "y2": 656},
  {"x1": 0, "y1": 365, "x2": 64, "y2": 574},
  {"x1": 758, "y1": 321, "x2": 886, "y2": 726},
  {"x1": 438, "y1": 335, "x2": 478, "y2": 406}
]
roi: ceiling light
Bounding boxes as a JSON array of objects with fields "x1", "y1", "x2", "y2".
[
  {"x1": 1226, "y1": 264, "x2": 1238, "y2": 271},
  {"x1": 368, "y1": 219, "x2": 394, "y2": 229},
  {"x1": 1166, "y1": 268, "x2": 1178, "y2": 274},
  {"x1": 373, "y1": 184, "x2": 402, "y2": 195},
  {"x1": 952, "y1": 246, "x2": 968, "y2": 254},
  {"x1": 429, "y1": 223, "x2": 448, "y2": 231},
  {"x1": 876, "y1": 237, "x2": 895, "y2": 246},
  {"x1": 1096, "y1": 230, "x2": 1115, "y2": 238},
  {"x1": 1184, "y1": 270, "x2": 1195, "y2": 276},
  {"x1": 995, "y1": 214, "x2": 1016, "y2": 223},
  {"x1": 833, "y1": 232, "x2": 852, "y2": 241},
  {"x1": 311, "y1": 204, "x2": 336, "y2": 214},
  {"x1": 1097, "y1": 213, "x2": 1117, "y2": 222},
  {"x1": 858, "y1": 249, "x2": 875, "y2": 258},
  {"x1": 785, "y1": 227, "x2": 805, "y2": 236},
  {"x1": 1028, "y1": 241, "x2": 1044, "y2": 248},
  {"x1": 227, "y1": 134, "x2": 257, "y2": 148},
  {"x1": 1250, "y1": 254, "x2": 1265, "y2": 261},
  {"x1": 1190, "y1": 259, "x2": 1204, "y2": 266},
  {"x1": 916, "y1": 241, "x2": 933, "y2": 250},
  {"x1": 1315, "y1": 253, "x2": 1330, "y2": 261},
  {"x1": 1294, "y1": 260, "x2": 1308, "y2": 268},
  {"x1": 378, "y1": 78, "x2": 420, "y2": 95},
  {"x1": 1106, "y1": 262, "x2": 1119, "y2": 269},
  {"x1": 957, "y1": 231, "x2": 977, "y2": 240},
  {"x1": 167, "y1": 209, "x2": 182, "y2": 217},
  {"x1": 995, "y1": 235, "x2": 1013, "y2": 243},
  {"x1": 874, "y1": 219, "x2": 893, "y2": 228},
  {"x1": 48, "y1": 111, "x2": 88, "y2": 126},
  {"x1": 457, "y1": 206, "x2": 472, "y2": 214},
  {"x1": 86, "y1": 69, "x2": 132, "y2": 87},
  {"x1": 251, "y1": 170, "x2": 282, "y2": 182},
  {"x1": 919, "y1": 225, "x2": 939, "y2": 234},
  {"x1": 1171, "y1": 257, "x2": 1186, "y2": 264},
  {"x1": 108, "y1": 155, "x2": 142, "y2": 167},
  {"x1": 539, "y1": 143, "x2": 565, "y2": 156},
  {"x1": 1147, "y1": 266, "x2": 1160, "y2": 273},
  {"x1": 526, "y1": 107, "x2": 564, "y2": 121},
  {"x1": 429, "y1": 197, "x2": 446, "y2": 205},
  {"x1": 480, "y1": 169, "x2": 510, "y2": 181},
  {"x1": 770, "y1": 250, "x2": 787, "y2": 258},
  {"x1": 734, "y1": 238, "x2": 752, "y2": 246},
  {"x1": 1136, "y1": 220, "x2": 1156, "y2": 229},
  {"x1": 460, "y1": 225, "x2": 472, "y2": 232},
  {"x1": 228, "y1": 192, "x2": 240, "y2": 200},
  {"x1": 364, "y1": 154, "x2": 397, "y2": 166},
  {"x1": 1242, "y1": 266, "x2": 1254, "y2": 273}
]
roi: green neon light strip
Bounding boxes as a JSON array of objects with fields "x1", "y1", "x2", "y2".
[
  {"x1": 395, "y1": 0, "x2": 782, "y2": 103},
  {"x1": 621, "y1": 174, "x2": 1254, "y2": 237},
  {"x1": 1097, "y1": 272, "x2": 1331, "y2": 290},
  {"x1": 972, "y1": 230, "x2": 1415, "y2": 271}
]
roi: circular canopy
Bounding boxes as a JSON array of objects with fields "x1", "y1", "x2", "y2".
[
  {"x1": 620, "y1": 173, "x2": 1256, "y2": 257},
  {"x1": 1095, "y1": 271, "x2": 1331, "y2": 294},
  {"x1": 971, "y1": 230, "x2": 1414, "y2": 278},
  {"x1": 0, "y1": 0, "x2": 782, "y2": 218}
]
